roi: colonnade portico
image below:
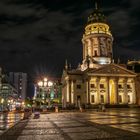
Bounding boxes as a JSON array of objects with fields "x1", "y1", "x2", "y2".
[
  {"x1": 88, "y1": 76, "x2": 136, "y2": 105},
  {"x1": 62, "y1": 75, "x2": 136, "y2": 108}
]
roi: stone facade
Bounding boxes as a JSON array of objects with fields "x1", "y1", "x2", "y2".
[
  {"x1": 61, "y1": 3, "x2": 137, "y2": 107},
  {"x1": 136, "y1": 74, "x2": 140, "y2": 105},
  {"x1": 61, "y1": 64, "x2": 137, "y2": 108}
]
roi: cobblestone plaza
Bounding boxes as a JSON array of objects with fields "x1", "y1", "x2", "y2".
[{"x1": 1, "y1": 108, "x2": 140, "y2": 140}]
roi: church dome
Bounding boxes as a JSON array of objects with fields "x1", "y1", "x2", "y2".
[
  {"x1": 84, "y1": 3, "x2": 112, "y2": 36},
  {"x1": 87, "y1": 9, "x2": 106, "y2": 24},
  {"x1": 82, "y1": 1, "x2": 113, "y2": 67}
]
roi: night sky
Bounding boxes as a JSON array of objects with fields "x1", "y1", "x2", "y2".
[{"x1": 0, "y1": 0, "x2": 140, "y2": 96}]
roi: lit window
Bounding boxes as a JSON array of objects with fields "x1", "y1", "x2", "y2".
[
  {"x1": 127, "y1": 85, "x2": 131, "y2": 89},
  {"x1": 100, "y1": 84, "x2": 104, "y2": 88},
  {"x1": 118, "y1": 85, "x2": 122, "y2": 88},
  {"x1": 90, "y1": 84, "x2": 95, "y2": 88}
]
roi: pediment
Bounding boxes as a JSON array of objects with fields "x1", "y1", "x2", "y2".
[{"x1": 87, "y1": 64, "x2": 136, "y2": 76}]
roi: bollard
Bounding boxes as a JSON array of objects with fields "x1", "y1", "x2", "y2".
[
  {"x1": 80, "y1": 107, "x2": 83, "y2": 112},
  {"x1": 23, "y1": 109, "x2": 32, "y2": 119},
  {"x1": 23, "y1": 112, "x2": 29, "y2": 119},
  {"x1": 102, "y1": 105, "x2": 106, "y2": 112},
  {"x1": 55, "y1": 106, "x2": 58, "y2": 113}
]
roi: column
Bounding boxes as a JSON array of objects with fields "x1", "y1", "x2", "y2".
[
  {"x1": 97, "y1": 37, "x2": 100, "y2": 56},
  {"x1": 66, "y1": 80, "x2": 69, "y2": 102},
  {"x1": 86, "y1": 80, "x2": 89, "y2": 104},
  {"x1": 88, "y1": 38, "x2": 92, "y2": 57},
  {"x1": 69, "y1": 80, "x2": 71, "y2": 104},
  {"x1": 61, "y1": 87, "x2": 64, "y2": 108},
  {"x1": 91, "y1": 38, "x2": 93, "y2": 57},
  {"x1": 87, "y1": 39, "x2": 91, "y2": 56},
  {"x1": 0, "y1": 67, "x2": 2, "y2": 92},
  {"x1": 114, "y1": 78, "x2": 118, "y2": 104},
  {"x1": 105, "y1": 77, "x2": 109, "y2": 104},
  {"x1": 88, "y1": 78, "x2": 91, "y2": 103},
  {"x1": 123, "y1": 78, "x2": 128, "y2": 104},
  {"x1": 71, "y1": 80, "x2": 74, "y2": 104},
  {"x1": 92, "y1": 38, "x2": 95, "y2": 56},
  {"x1": 83, "y1": 41, "x2": 85, "y2": 60},
  {"x1": 132, "y1": 79, "x2": 136, "y2": 104},
  {"x1": 96, "y1": 77, "x2": 100, "y2": 104},
  {"x1": 85, "y1": 41, "x2": 88, "y2": 59}
]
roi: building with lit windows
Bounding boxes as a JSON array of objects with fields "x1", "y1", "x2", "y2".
[
  {"x1": 0, "y1": 67, "x2": 19, "y2": 111},
  {"x1": 61, "y1": 2, "x2": 137, "y2": 108},
  {"x1": 9, "y1": 72, "x2": 27, "y2": 100},
  {"x1": 34, "y1": 77, "x2": 62, "y2": 108}
]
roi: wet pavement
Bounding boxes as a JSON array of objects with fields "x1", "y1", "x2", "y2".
[
  {"x1": 0, "y1": 112, "x2": 24, "y2": 135},
  {"x1": 1, "y1": 108, "x2": 140, "y2": 140}
]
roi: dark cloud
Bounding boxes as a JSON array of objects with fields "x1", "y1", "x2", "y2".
[
  {"x1": 109, "y1": 10, "x2": 131, "y2": 37},
  {"x1": 0, "y1": 0, "x2": 140, "y2": 79},
  {"x1": 101, "y1": 0, "x2": 140, "y2": 60}
]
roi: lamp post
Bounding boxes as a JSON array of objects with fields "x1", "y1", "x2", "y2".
[
  {"x1": 0, "y1": 98, "x2": 4, "y2": 111},
  {"x1": 37, "y1": 77, "x2": 53, "y2": 109}
]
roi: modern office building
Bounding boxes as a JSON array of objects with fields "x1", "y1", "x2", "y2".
[
  {"x1": 9, "y1": 72, "x2": 27, "y2": 100},
  {"x1": 61, "y1": 2, "x2": 137, "y2": 108}
]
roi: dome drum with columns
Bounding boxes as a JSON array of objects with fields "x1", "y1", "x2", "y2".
[
  {"x1": 61, "y1": 1, "x2": 138, "y2": 108},
  {"x1": 81, "y1": 2, "x2": 113, "y2": 70}
]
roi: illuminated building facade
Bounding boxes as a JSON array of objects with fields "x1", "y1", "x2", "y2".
[
  {"x1": 34, "y1": 78, "x2": 62, "y2": 107},
  {"x1": 0, "y1": 67, "x2": 19, "y2": 111},
  {"x1": 9, "y1": 72, "x2": 27, "y2": 100},
  {"x1": 61, "y1": 3, "x2": 137, "y2": 108}
]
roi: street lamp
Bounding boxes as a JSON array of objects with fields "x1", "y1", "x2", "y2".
[
  {"x1": 44, "y1": 78, "x2": 47, "y2": 82},
  {"x1": 48, "y1": 81, "x2": 53, "y2": 87},
  {"x1": 38, "y1": 78, "x2": 53, "y2": 87},
  {"x1": 37, "y1": 77, "x2": 53, "y2": 109},
  {"x1": 38, "y1": 81, "x2": 43, "y2": 87},
  {"x1": 1, "y1": 98, "x2": 4, "y2": 104}
]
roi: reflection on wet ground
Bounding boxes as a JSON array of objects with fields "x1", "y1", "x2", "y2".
[
  {"x1": 69, "y1": 108, "x2": 140, "y2": 134},
  {"x1": 0, "y1": 112, "x2": 24, "y2": 135},
  {"x1": 1, "y1": 108, "x2": 140, "y2": 140}
]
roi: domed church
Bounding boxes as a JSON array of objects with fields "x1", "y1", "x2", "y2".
[{"x1": 61, "y1": 2, "x2": 137, "y2": 108}]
